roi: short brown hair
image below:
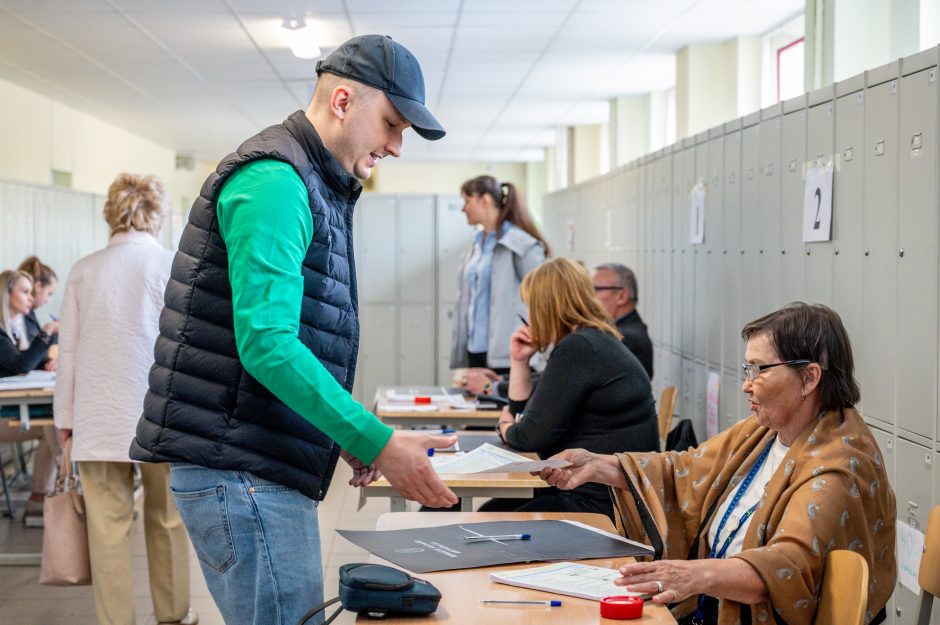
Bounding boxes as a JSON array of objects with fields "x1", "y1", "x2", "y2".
[
  {"x1": 521, "y1": 257, "x2": 620, "y2": 351},
  {"x1": 103, "y1": 173, "x2": 168, "y2": 236},
  {"x1": 17, "y1": 256, "x2": 57, "y2": 288},
  {"x1": 741, "y1": 302, "x2": 860, "y2": 411}
]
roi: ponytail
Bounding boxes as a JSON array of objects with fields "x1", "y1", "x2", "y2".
[
  {"x1": 17, "y1": 256, "x2": 57, "y2": 288},
  {"x1": 459, "y1": 175, "x2": 551, "y2": 256}
]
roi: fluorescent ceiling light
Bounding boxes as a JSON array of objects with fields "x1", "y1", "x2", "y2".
[{"x1": 282, "y1": 17, "x2": 321, "y2": 60}]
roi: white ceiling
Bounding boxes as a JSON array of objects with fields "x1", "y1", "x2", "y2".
[{"x1": 0, "y1": 0, "x2": 802, "y2": 163}]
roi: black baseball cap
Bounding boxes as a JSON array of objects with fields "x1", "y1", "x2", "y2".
[{"x1": 316, "y1": 34, "x2": 446, "y2": 141}]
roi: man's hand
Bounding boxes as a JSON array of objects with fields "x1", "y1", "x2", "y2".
[
  {"x1": 340, "y1": 449, "x2": 382, "y2": 487},
  {"x1": 461, "y1": 368, "x2": 500, "y2": 395},
  {"x1": 373, "y1": 431, "x2": 459, "y2": 508}
]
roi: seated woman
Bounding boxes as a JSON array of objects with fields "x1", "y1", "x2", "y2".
[
  {"x1": 17, "y1": 256, "x2": 58, "y2": 371},
  {"x1": 539, "y1": 303, "x2": 896, "y2": 625},
  {"x1": 0, "y1": 269, "x2": 61, "y2": 518},
  {"x1": 483, "y1": 257, "x2": 659, "y2": 519}
]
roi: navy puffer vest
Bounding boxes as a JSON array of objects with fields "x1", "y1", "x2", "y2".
[{"x1": 130, "y1": 111, "x2": 362, "y2": 501}]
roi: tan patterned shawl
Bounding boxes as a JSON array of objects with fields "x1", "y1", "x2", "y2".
[{"x1": 611, "y1": 408, "x2": 896, "y2": 625}]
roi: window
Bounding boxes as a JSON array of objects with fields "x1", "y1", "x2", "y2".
[{"x1": 777, "y1": 37, "x2": 805, "y2": 102}]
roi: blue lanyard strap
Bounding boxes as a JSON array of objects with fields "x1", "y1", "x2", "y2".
[{"x1": 692, "y1": 437, "x2": 776, "y2": 625}]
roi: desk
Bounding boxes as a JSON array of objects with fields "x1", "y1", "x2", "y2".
[
  {"x1": 359, "y1": 512, "x2": 676, "y2": 625},
  {"x1": 374, "y1": 386, "x2": 500, "y2": 428},
  {"x1": 0, "y1": 387, "x2": 54, "y2": 431},
  {"x1": 362, "y1": 468, "x2": 548, "y2": 512}
]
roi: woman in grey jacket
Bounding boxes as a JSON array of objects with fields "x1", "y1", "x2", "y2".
[{"x1": 450, "y1": 175, "x2": 549, "y2": 374}]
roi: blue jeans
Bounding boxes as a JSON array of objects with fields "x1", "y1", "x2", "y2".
[{"x1": 170, "y1": 464, "x2": 324, "y2": 625}]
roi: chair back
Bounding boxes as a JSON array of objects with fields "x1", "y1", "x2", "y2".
[
  {"x1": 657, "y1": 386, "x2": 677, "y2": 440},
  {"x1": 916, "y1": 506, "x2": 940, "y2": 625},
  {"x1": 815, "y1": 550, "x2": 868, "y2": 625}
]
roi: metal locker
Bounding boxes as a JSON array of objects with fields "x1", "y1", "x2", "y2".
[
  {"x1": 758, "y1": 109, "x2": 783, "y2": 315},
  {"x1": 868, "y1": 425, "x2": 896, "y2": 484},
  {"x1": 355, "y1": 303, "x2": 397, "y2": 404},
  {"x1": 832, "y1": 77, "x2": 866, "y2": 406},
  {"x1": 722, "y1": 127, "x2": 743, "y2": 371},
  {"x1": 399, "y1": 304, "x2": 435, "y2": 385},
  {"x1": 720, "y1": 373, "x2": 744, "y2": 432},
  {"x1": 357, "y1": 195, "x2": 398, "y2": 303},
  {"x1": 397, "y1": 196, "x2": 435, "y2": 303},
  {"x1": 680, "y1": 357, "x2": 696, "y2": 431},
  {"x1": 705, "y1": 131, "x2": 724, "y2": 367},
  {"x1": 437, "y1": 302, "x2": 457, "y2": 387},
  {"x1": 805, "y1": 89, "x2": 836, "y2": 307},
  {"x1": 862, "y1": 65, "x2": 901, "y2": 430},
  {"x1": 1, "y1": 183, "x2": 36, "y2": 269},
  {"x1": 779, "y1": 99, "x2": 807, "y2": 307},
  {"x1": 693, "y1": 138, "x2": 709, "y2": 362},
  {"x1": 657, "y1": 153, "x2": 674, "y2": 350},
  {"x1": 691, "y1": 363, "x2": 709, "y2": 442},
  {"x1": 897, "y1": 65, "x2": 939, "y2": 441},
  {"x1": 436, "y1": 194, "x2": 470, "y2": 303},
  {"x1": 894, "y1": 438, "x2": 935, "y2": 625},
  {"x1": 670, "y1": 152, "x2": 685, "y2": 353},
  {"x1": 740, "y1": 121, "x2": 762, "y2": 327},
  {"x1": 678, "y1": 143, "x2": 697, "y2": 356}
]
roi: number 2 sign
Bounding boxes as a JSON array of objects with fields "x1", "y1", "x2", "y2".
[{"x1": 802, "y1": 163, "x2": 833, "y2": 242}]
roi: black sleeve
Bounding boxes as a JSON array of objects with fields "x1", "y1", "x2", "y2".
[
  {"x1": 0, "y1": 333, "x2": 49, "y2": 377},
  {"x1": 504, "y1": 334, "x2": 594, "y2": 452}
]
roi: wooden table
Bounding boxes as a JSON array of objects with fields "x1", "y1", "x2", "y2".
[
  {"x1": 357, "y1": 512, "x2": 676, "y2": 625},
  {"x1": 374, "y1": 386, "x2": 500, "y2": 428},
  {"x1": 361, "y1": 467, "x2": 548, "y2": 512},
  {"x1": 0, "y1": 387, "x2": 54, "y2": 431}
]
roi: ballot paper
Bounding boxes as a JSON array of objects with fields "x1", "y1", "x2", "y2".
[
  {"x1": 0, "y1": 370, "x2": 56, "y2": 390},
  {"x1": 385, "y1": 387, "x2": 469, "y2": 405},
  {"x1": 430, "y1": 443, "x2": 570, "y2": 474},
  {"x1": 491, "y1": 561, "x2": 646, "y2": 601}
]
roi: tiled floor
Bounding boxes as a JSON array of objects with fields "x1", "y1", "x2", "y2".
[{"x1": 0, "y1": 461, "x2": 392, "y2": 625}]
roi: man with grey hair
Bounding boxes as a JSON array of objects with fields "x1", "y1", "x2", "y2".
[{"x1": 591, "y1": 263, "x2": 653, "y2": 379}]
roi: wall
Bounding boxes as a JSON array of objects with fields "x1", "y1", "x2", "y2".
[{"x1": 542, "y1": 46, "x2": 940, "y2": 625}]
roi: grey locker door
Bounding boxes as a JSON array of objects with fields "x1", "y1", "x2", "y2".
[
  {"x1": 897, "y1": 67, "x2": 938, "y2": 441},
  {"x1": 780, "y1": 109, "x2": 807, "y2": 307},
  {"x1": 399, "y1": 304, "x2": 435, "y2": 385},
  {"x1": 894, "y1": 438, "x2": 935, "y2": 625},
  {"x1": 722, "y1": 131, "x2": 743, "y2": 370},
  {"x1": 357, "y1": 196, "x2": 398, "y2": 303},
  {"x1": 706, "y1": 136, "x2": 724, "y2": 367},
  {"x1": 437, "y1": 194, "x2": 470, "y2": 310},
  {"x1": 657, "y1": 155, "x2": 674, "y2": 351},
  {"x1": 862, "y1": 78, "x2": 900, "y2": 429},
  {"x1": 1, "y1": 183, "x2": 36, "y2": 269},
  {"x1": 680, "y1": 357, "x2": 696, "y2": 429},
  {"x1": 680, "y1": 149, "x2": 696, "y2": 356},
  {"x1": 740, "y1": 125, "x2": 762, "y2": 328},
  {"x1": 693, "y1": 141, "x2": 708, "y2": 362},
  {"x1": 397, "y1": 196, "x2": 435, "y2": 303},
  {"x1": 758, "y1": 117, "x2": 783, "y2": 315},
  {"x1": 356, "y1": 303, "x2": 397, "y2": 404},
  {"x1": 720, "y1": 373, "x2": 743, "y2": 432},
  {"x1": 805, "y1": 101, "x2": 835, "y2": 306},
  {"x1": 833, "y1": 90, "x2": 866, "y2": 406},
  {"x1": 437, "y1": 301, "x2": 457, "y2": 385},
  {"x1": 670, "y1": 156, "x2": 684, "y2": 352}
]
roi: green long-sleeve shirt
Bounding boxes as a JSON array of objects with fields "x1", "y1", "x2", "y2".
[{"x1": 217, "y1": 159, "x2": 393, "y2": 463}]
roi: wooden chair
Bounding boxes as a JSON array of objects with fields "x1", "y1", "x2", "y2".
[
  {"x1": 916, "y1": 506, "x2": 940, "y2": 625},
  {"x1": 657, "y1": 386, "x2": 677, "y2": 441},
  {"x1": 815, "y1": 550, "x2": 869, "y2": 625}
]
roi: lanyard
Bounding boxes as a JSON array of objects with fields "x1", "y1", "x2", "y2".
[{"x1": 692, "y1": 437, "x2": 776, "y2": 625}]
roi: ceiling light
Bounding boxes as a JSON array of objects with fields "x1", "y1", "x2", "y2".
[{"x1": 281, "y1": 16, "x2": 321, "y2": 60}]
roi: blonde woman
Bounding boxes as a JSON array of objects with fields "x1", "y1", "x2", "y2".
[
  {"x1": 0, "y1": 269, "x2": 60, "y2": 519},
  {"x1": 18, "y1": 256, "x2": 59, "y2": 371},
  {"x1": 54, "y1": 174, "x2": 195, "y2": 625},
  {"x1": 484, "y1": 257, "x2": 659, "y2": 519}
]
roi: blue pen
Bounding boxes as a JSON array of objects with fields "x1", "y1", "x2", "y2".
[
  {"x1": 463, "y1": 533, "x2": 531, "y2": 542},
  {"x1": 480, "y1": 600, "x2": 561, "y2": 606},
  {"x1": 49, "y1": 313, "x2": 58, "y2": 321},
  {"x1": 427, "y1": 448, "x2": 435, "y2": 457}
]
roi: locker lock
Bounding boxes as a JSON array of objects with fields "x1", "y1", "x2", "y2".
[
  {"x1": 864, "y1": 247, "x2": 870, "y2": 256},
  {"x1": 806, "y1": 248, "x2": 811, "y2": 256},
  {"x1": 911, "y1": 134, "x2": 923, "y2": 151},
  {"x1": 899, "y1": 249, "x2": 904, "y2": 258},
  {"x1": 759, "y1": 249, "x2": 764, "y2": 254},
  {"x1": 896, "y1": 607, "x2": 902, "y2": 618},
  {"x1": 835, "y1": 248, "x2": 840, "y2": 255}
]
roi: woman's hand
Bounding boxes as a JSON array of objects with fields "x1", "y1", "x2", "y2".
[
  {"x1": 41, "y1": 320, "x2": 60, "y2": 336},
  {"x1": 615, "y1": 560, "x2": 701, "y2": 605},
  {"x1": 340, "y1": 449, "x2": 383, "y2": 487},
  {"x1": 537, "y1": 448, "x2": 606, "y2": 489},
  {"x1": 509, "y1": 325, "x2": 536, "y2": 363},
  {"x1": 43, "y1": 358, "x2": 57, "y2": 372}
]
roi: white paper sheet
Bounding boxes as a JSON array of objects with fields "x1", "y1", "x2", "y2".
[
  {"x1": 897, "y1": 520, "x2": 925, "y2": 593},
  {"x1": 491, "y1": 561, "x2": 645, "y2": 601},
  {"x1": 431, "y1": 443, "x2": 570, "y2": 475},
  {"x1": 0, "y1": 370, "x2": 56, "y2": 390},
  {"x1": 802, "y1": 162, "x2": 834, "y2": 242}
]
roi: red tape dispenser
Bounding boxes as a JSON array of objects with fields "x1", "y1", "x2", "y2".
[
  {"x1": 414, "y1": 396, "x2": 432, "y2": 405},
  {"x1": 600, "y1": 596, "x2": 643, "y2": 620}
]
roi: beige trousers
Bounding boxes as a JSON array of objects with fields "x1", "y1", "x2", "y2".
[
  {"x1": 78, "y1": 461, "x2": 190, "y2": 625},
  {"x1": 0, "y1": 425, "x2": 60, "y2": 495}
]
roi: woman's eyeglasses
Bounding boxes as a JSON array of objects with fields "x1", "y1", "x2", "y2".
[
  {"x1": 741, "y1": 360, "x2": 811, "y2": 381},
  {"x1": 593, "y1": 286, "x2": 624, "y2": 292}
]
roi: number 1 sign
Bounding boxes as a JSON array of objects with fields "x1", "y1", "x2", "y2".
[{"x1": 802, "y1": 162, "x2": 833, "y2": 242}]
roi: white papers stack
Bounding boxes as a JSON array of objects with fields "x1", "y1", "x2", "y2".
[
  {"x1": 490, "y1": 561, "x2": 645, "y2": 601},
  {"x1": 430, "y1": 443, "x2": 570, "y2": 475},
  {"x1": 384, "y1": 387, "x2": 471, "y2": 407},
  {"x1": 0, "y1": 370, "x2": 56, "y2": 391}
]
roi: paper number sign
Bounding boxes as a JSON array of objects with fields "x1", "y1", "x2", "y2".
[
  {"x1": 802, "y1": 164, "x2": 833, "y2": 242},
  {"x1": 689, "y1": 181, "x2": 705, "y2": 244}
]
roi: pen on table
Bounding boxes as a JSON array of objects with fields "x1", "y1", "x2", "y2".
[
  {"x1": 463, "y1": 533, "x2": 531, "y2": 542},
  {"x1": 516, "y1": 314, "x2": 528, "y2": 326},
  {"x1": 480, "y1": 600, "x2": 561, "y2": 607},
  {"x1": 49, "y1": 314, "x2": 58, "y2": 321}
]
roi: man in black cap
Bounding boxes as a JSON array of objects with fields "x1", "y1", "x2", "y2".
[{"x1": 131, "y1": 35, "x2": 455, "y2": 625}]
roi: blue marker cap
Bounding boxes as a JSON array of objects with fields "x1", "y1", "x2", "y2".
[
  {"x1": 427, "y1": 448, "x2": 435, "y2": 457},
  {"x1": 550, "y1": 601, "x2": 562, "y2": 607},
  {"x1": 521, "y1": 534, "x2": 531, "y2": 540}
]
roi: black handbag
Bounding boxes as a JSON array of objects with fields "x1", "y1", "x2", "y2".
[{"x1": 297, "y1": 563, "x2": 442, "y2": 625}]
